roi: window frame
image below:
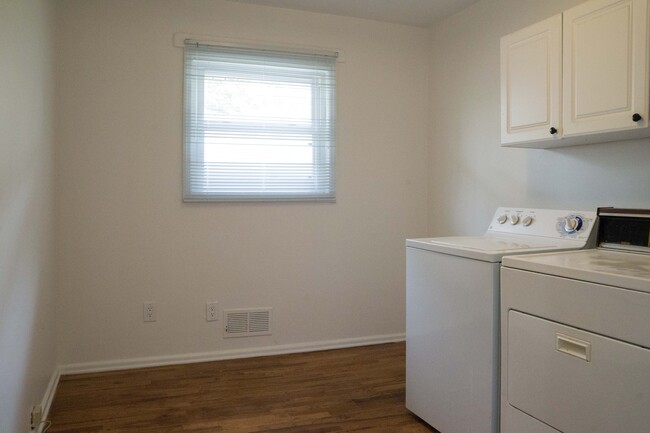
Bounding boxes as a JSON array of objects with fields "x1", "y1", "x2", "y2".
[{"x1": 183, "y1": 43, "x2": 336, "y2": 202}]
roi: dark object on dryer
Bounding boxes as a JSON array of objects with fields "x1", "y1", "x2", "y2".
[{"x1": 597, "y1": 207, "x2": 650, "y2": 253}]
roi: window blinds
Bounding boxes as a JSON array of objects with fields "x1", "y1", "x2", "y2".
[{"x1": 183, "y1": 42, "x2": 337, "y2": 201}]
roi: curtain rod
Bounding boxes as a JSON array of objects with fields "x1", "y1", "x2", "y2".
[{"x1": 173, "y1": 33, "x2": 344, "y2": 62}]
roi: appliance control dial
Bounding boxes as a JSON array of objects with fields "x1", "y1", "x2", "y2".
[
  {"x1": 563, "y1": 216, "x2": 584, "y2": 234},
  {"x1": 522, "y1": 216, "x2": 534, "y2": 226},
  {"x1": 497, "y1": 215, "x2": 508, "y2": 224},
  {"x1": 510, "y1": 215, "x2": 520, "y2": 225}
]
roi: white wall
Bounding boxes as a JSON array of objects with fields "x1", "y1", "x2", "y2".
[
  {"x1": 429, "y1": 0, "x2": 650, "y2": 236},
  {"x1": 9, "y1": 0, "x2": 650, "y2": 419},
  {"x1": 54, "y1": 0, "x2": 429, "y2": 365},
  {"x1": 0, "y1": 0, "x2": 57, "y2": 431}
]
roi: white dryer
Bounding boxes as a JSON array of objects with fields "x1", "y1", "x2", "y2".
[
  {"x1": 501, "y1": 208, "x2": 650, "y2": 433},
  {"x1": 406, "y1": 208, "x2": 597, "y2": 433}
]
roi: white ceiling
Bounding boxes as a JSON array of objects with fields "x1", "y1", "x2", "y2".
[{"x1": 228, "y1": 0, "x2": 482, "y2": 28}]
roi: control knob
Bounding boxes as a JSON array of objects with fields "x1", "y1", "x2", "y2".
[
  {"x1": 497, "y1": 215, "x2": 508, "y2": 224},
  {"x1": 522, "y1": 216, "x2": 534, "y2": 226},
  {"x1": 510, "y1": 215, "x2": 520, "y2": 225},
  {"x1": 563, "y1": 216, "x2": 584, "y2": 234}
]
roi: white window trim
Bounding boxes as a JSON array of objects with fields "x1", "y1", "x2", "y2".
[{"x1": 182, "y1": 38, "x2": 338, "y2": 202}]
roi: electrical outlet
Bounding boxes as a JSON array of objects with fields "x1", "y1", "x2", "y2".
[
  {"x1": 143, "y1": 302, "x2": 156, "y2": 322},
  {"x1": 30, "y1": 405, "x2": 42, "y2": 430},
  {"x1": 206, "y1": 302, "x2": 219, "y2": 321}
]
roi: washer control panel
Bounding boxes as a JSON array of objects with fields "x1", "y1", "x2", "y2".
[{"x1": 489, "y1": 208, "x2": 597, "y2": 241}]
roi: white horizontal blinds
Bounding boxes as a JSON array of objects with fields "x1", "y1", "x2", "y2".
[{"x1": 183, "y1": 42, "x2": 336, "y2": 201}]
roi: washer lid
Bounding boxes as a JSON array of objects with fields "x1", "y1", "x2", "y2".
[
  {"x1": 502, "y1": 249, "x2": 650, "y2": 293},
  {"x1": 406, "y1": 234, "x2": 580, "y2": 263}
]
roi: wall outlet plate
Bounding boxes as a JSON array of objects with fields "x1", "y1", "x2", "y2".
[
  {"x1": 206, "y1": 302, "x2": 219, "y2": 321},
  {"x1": 143, "y1": 302, "x2": 156, "y2": 322},
  {"x1": 31, "y1": 405, "x2": 42, "y2": 430}
]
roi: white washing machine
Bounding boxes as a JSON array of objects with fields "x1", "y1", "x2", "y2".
[
  {"x1": 500, "y1": 207, "x2": 650, "y2": 433},
  {"x1": 406, "y1": 208, "x2": 597, "y2": 433}
]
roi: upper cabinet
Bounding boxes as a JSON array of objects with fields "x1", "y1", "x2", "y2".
[
  {"x1": 501, "y1": 0, "x2": 650, "y2": 148},
  {"x1": 501, "y1": 16, "x2": 562, "y2": 145},
  {"x1": 564, "y1": 0, "x2": 648, "y2": 136}
]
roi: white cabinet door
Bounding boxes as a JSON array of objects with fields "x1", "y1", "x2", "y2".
[
  {"x1": 501, "y1": 15, "x2": 562, "y2": 145},
  {"x1": 563, "y1": 0, "x2": 648, "y2": 136}
]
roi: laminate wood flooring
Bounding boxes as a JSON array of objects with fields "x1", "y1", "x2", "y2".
[{"x1": 47, "y1": 342, "x2": 437, "y2": 433}]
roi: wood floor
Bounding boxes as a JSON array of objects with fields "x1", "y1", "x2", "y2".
[{"x1": 47, "y1": 342, "x2": 437, "y2": 433}]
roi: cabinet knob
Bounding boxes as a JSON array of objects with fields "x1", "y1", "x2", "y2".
[
  {"x1": 633, "y1": 113, "x2": 643, "y2": 122},
  {"x1": 549, "y1": 127, "x2": 558, "y2": 135}
]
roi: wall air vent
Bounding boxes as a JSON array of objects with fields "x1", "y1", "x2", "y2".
[{"x1": 223, "y1": 308, "x2": 272, "y2": 338}]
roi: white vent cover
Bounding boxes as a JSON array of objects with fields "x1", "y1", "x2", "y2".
[{"x1": 223, "y1": 308, "x2": 272, "y2": 338}]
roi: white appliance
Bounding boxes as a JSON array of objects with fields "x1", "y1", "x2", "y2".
[
  {"x1": 500, "y1": 208, "x2": 650, "y2": 433},
  {"x1": 406, "y1": 208, "x2": 597, "y2": 433}
]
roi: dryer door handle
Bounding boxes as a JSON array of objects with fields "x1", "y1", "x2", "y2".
[{"x1": 556, "y1": 334, "x2": 591, "y2": 362}]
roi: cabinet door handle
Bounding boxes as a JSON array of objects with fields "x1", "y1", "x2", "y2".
[
  {"x1": 549, "y1": 127, "x2": 558, "y2": 135},
  {"x1": 633, "y1": 113, "x2": 642, "y2": 122}
]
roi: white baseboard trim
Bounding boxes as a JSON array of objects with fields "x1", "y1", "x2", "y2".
[
  {"x1": 58, "y1": 333, "x2": 405, "y2": 375},
  {"x1": 37, "y1": 367, "x2": 61, "y2": 433}
]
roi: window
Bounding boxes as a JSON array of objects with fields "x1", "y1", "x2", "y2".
[{"x1": 183, "y1": 42, "x2": 337, "y2": 201}]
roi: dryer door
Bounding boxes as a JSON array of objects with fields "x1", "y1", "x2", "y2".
[{"x1": 507, "y1": 310, "x2": 650, "y2": 433}]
